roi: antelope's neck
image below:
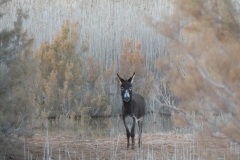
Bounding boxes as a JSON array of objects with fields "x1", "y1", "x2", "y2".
[{"x1": 122, "y1": 100, "x2": 134, "y2": 115}]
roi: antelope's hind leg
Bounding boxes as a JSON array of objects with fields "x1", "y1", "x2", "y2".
[{"x1": 138, "y1": 119, "x2": 143, "y2": 147}]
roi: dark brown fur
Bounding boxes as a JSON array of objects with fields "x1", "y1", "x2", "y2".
[{"x1": 117, "y1": 73, "x2": 146, "y2": 149}]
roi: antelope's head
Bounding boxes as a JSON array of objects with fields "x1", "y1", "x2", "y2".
[{"x1": 117, "y1": 72, "x2": 135, "y2": 103}]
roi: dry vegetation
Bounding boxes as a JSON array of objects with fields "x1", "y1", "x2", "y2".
[
  {"x1": 35, "y1": 21, "x2": 156, "y2": 119},
  {"x1": 1, "y1": 0, "x2": 240, "y2": 159},
  {"x1": 18, "y1": 133, "x2": 240, "y2": 160},
  {"x1": 149, "y1": 0, "x2": 240, "y2": 142},
  {"x1": 119, "y1": 40, "x2": 154, "y2": 98},
  {"x1": 0, "y1": 8, "x2": 36, "y2": 157},
  {"x1": 35, "y1": 20, "x2": 119, "y2": 118}
]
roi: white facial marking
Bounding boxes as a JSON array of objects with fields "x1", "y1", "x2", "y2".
[
  {"x1": 123, "y1": 90, "x2": 130, "y2": 102},
  {"x1": 124, "y1": 90, "x2": 130, "y2": 98}
]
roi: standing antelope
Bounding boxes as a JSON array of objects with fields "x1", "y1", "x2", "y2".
[{"x1": 117, "y1": 72, "x2": 146, "y2": 149}]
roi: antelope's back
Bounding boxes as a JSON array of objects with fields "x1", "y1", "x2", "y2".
[{"x1": 132, "y1": 94, "x2": 146, "y2": 119}]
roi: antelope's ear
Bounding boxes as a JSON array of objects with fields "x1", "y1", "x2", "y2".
[
  {"x1": 117, "y1": 73, "x2": 124, "y2": 84},
  {"x1": 128, "y1": 72, "x2": 135, "y2": 83}
]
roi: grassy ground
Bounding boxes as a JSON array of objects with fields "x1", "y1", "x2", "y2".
[{"x1": 21, "y1": 133, "x2": 240, "y2": 160}]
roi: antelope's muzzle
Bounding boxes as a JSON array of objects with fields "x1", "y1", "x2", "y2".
[{"x1": 124, "y1": 90, "x2": 130, "y2": 102}]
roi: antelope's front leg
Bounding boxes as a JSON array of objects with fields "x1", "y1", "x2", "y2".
[
  {"x1": 126, "y1": 128, "x2": 130, "y2": 148},
  {"x1": 131, "y1": 136, "x2": 135, "y2": 149},
  {"x1": 131, "y1": 127, "x2": 135, "y2": 149}
]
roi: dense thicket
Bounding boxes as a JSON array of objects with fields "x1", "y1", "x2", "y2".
[
  {"x1": 0, "y1": 8, "x2": 36, "y2": 156},
  {"x1": 150, "y1": 0, "x2": 240, "y2": 141},
  {"x1": 1, "y1": 0, "x2": 170, "y2": 119},
  {"x1": 35, "y1": 21, "x2": 159, "y2": 118},
  {"x1": 2, "y1": 0, "x2": 240, "y2": 158}
]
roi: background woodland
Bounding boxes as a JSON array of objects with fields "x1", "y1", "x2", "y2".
[{"x1": 1, "y1": 0, "x2": 240, "y2": 157}]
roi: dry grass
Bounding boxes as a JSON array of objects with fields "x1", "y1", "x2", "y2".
[{"x1": 17, "y1": 133, "x2": 240, "y2": 160}]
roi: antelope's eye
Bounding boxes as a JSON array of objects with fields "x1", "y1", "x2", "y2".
[
  {"x1": 121, "y1": 87, "x2": 124, "y2": 91},
  {"x1": 129, "y1": 87, "x2": 132, "y2": 90}
]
